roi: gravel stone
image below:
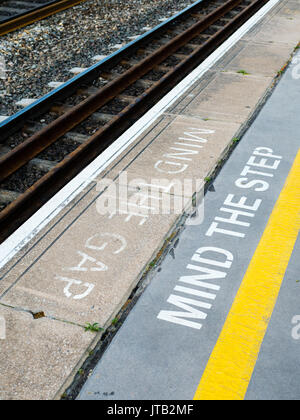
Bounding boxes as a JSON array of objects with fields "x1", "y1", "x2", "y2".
[
  {"x1": 0, "y1": 0, "x2": 197, "y2": 116},
  {"x1": 0, "y1": 164, "x2": 47, "y2": 193}
]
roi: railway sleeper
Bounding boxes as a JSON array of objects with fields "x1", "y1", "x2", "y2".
[{"x1": 0, "y1": 189, "x2": 21, "y2": 206}]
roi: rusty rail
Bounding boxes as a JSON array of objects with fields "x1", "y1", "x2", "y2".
[
  {"x1": 0, "y1": 0, "x2": 88, "y2": 36},
  {"x1": 0, "y1": 0, "x2": 269, "y2": 242},
  {"x1": 0, "y1": 0, "x2": 246, "y2": 183}
]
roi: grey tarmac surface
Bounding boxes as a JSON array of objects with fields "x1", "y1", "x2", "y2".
[
  {"x1": 246, "y1": 233, "x2": 300, "y2": 400},
  {"x1": 78, "y1": 52, "x2": 300, "y2": 401}
]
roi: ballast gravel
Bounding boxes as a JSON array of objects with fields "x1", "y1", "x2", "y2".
[{"x1": 0, "y1": 0, "x2": 197, "y2": 116}]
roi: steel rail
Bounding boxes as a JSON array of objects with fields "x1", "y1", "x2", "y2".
[
  {"x1": 0, "y1": 0, "x2": 88, "y2": 36},
  {"x1": 0, "y1": 0, "x2": 270, "y2": 243},
  {"x1": 0, "y1": 0, "x2": 245, "y2": 183},
  {"x1": 0, "y1": 0, "x2": 207, "y2": 139}
]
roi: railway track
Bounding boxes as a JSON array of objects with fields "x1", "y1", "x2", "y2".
[
  {"x1": 0, "y1": 0, "x2": 87, "y2": 36},
  {"x1": 0, "y1": 0, "x2": 270, "y2": 243}
]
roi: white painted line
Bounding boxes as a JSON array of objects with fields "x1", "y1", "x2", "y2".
[
  {"x1": 48, "y1": 82, "x2": 65, "y2": 88},
  {"x1": 92, "y1": 55, "x2": 107, "y2": 62},
  {"x1": 69, "y1": 67, "x2": 89, "y2": 75},
  {"x1": 15, "y1": 99, "x2": 37, "y2": 107},
  {"x1": 111, "y1": 44, "x2": 123, "y2": 50},
  {"x1": 0, "y1": 116, "x2": 8, "y2": 123},
  {"x1": 0, "y1": 0, "x2": 281, "y2": 270}
]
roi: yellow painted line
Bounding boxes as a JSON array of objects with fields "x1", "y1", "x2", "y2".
[{"x1": 194, "y1": 149, "x2": 300, "y2": 401}]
